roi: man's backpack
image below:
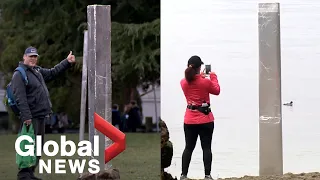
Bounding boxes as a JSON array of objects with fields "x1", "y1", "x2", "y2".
[{"x1": 6, "y1": 67, "x2": 29, "y2": 116}]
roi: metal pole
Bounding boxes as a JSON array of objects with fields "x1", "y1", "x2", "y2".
[
  {"x1": 87, "y1": 5, "x2": 112, "y2": 170},
  {"x1": 258, "y1": 2, "x2": 283, "y2": 176},
  {"x1": 79, "y1": 30, "x2": 88, "y2": 142},
  {"x1": 152, "y1": 84, "x2": 159, "y2": 132},
  {"x1": 87, "y1": 6, "x2": 96, "y2": 165}
]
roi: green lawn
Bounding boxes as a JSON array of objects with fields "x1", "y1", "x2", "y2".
[{"x1": 0, "y1": 133, "x2": 160, "y2": 180}]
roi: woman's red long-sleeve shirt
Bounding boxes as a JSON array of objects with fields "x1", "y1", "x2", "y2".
[{"x1": 180, "y1": 73, "x2": 220, "y2": 124}]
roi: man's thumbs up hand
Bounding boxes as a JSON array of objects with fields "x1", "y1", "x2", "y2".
[{"x1": 67, "y1": 51, "x2": 76, "y2": 63}]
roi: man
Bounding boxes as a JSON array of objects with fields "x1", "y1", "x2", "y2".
[
  {"x1": 112, "y1": 104, "x2": 121, "y2": 129},
  {"x1": 11, "y1": 46, "x2": 76, "y2": 180},
  {"x1": 127, "y1": 100, "x2": 142, "y2": 132}
]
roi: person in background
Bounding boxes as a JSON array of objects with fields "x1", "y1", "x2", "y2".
[
  {"x1": 45, "y1": 112, "x2": 57, "y2": 133},
  {"x1": 179, "y1": 55, "x2": 220, "y2": 180},
  {"x1": 120, "y1": 104, "x2": 131, "y2": 132},
  {"x1": 112, "y1": 104, "x2": 121, "y2": 129},
  {"x1": 127, "y1": 100, "x2": 141, "y2": 132},
  {"x1": 57, "y1": 112, "x2": 68, "y2": 133}
]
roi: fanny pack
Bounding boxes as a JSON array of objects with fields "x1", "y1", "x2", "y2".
[{"x1": 187, "y1": 102, "x2": 211, "y2": 115}]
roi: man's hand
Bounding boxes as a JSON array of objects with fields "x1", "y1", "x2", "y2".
[
  {"x1": 67, "y1": 51, "x2": 76, "y2": 63},
  {"x1": 24, "y1": 119, "x2": 32, "y2": 125}
]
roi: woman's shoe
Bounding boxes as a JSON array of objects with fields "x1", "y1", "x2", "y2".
[
  {"x1": 180, "y1": 174, "x2": 188, "y2": 180},
  {"x1": 204, "y1": 175, "x2": 214, "y2": 180}
]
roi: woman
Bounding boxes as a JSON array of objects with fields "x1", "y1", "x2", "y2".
[
  {"x1": 120, "y1": 104, "x2": 131, "y2": 132},
  {"x1": 180, "y1": 55, "x2": 220, "y2": 180}
]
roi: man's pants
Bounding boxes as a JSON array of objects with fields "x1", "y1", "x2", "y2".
[{"x1": 17, "y1": 116, "x2": 47, "y2": 178}]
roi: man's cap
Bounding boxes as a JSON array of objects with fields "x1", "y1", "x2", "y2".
[
  {"x1": 187, "y1": 55, "x2": 203, "y2": 69},
  {"x1": 24, "y1": 46, "x2": 39, "y2": 56}
]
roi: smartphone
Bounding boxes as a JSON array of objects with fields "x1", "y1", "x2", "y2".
[{"x1": 205, "y1": 64, "x2": 211, "y2": 74}]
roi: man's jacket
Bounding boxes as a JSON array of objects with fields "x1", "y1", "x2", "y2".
[{"x1": 11, "y1": 59, "x2": 71, "y2": 121}]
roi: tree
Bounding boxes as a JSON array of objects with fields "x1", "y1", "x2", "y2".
[{"x1": 111, "y1": 19, "x2": 160, "y2": 104}]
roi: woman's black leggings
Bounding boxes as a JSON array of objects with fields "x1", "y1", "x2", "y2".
[{"x1": 182, "y1": 121, "x2": 214, "y2": 176}]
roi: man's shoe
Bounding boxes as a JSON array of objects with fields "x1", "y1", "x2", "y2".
[
  {"x1": 204, "y1": 175, "x2": 214, "y2": 180},
  {"x1": 30, "y1": 171, "x2": 42, "y2": 180},
  {"x1": 180, "y1": 174, "x2": 188, "y2": 180},
  {"x1": 31, "y1": 177, "x2": 42, "y2": 180},
  {"x1": 31, "y1": 175, "x2": 42, "y2": 180},
  {"x1": 17, "y1": 171, "x2": 31, "y2": 180}
]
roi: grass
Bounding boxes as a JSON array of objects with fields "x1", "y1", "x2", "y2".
[{"x1": 0, "y1": 133, "x2": 160, "y2": 180}]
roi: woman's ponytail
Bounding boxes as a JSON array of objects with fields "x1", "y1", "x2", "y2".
[{"x1": 185, "y1": 65, "x2": 197, "y2": 83}]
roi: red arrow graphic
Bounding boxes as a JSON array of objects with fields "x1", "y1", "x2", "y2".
[{"x1": 94, "y1": 112, "x2": 126, "y2": 163}]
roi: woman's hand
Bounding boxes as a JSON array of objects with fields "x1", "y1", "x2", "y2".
[
  {"x1": 201, "y1": 68, "x2": 215, "y2": 78},
  {"x1": 200, "y1": 69, "x2": 207, "y2": 78}
]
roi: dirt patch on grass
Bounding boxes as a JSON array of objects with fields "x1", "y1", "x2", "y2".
[
  {"x1": 218, "y1": 172, "x2": 320, "y2": 180},
  {"x1": 186, "y1": 172, "x2": 320, "y2": 180}
]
